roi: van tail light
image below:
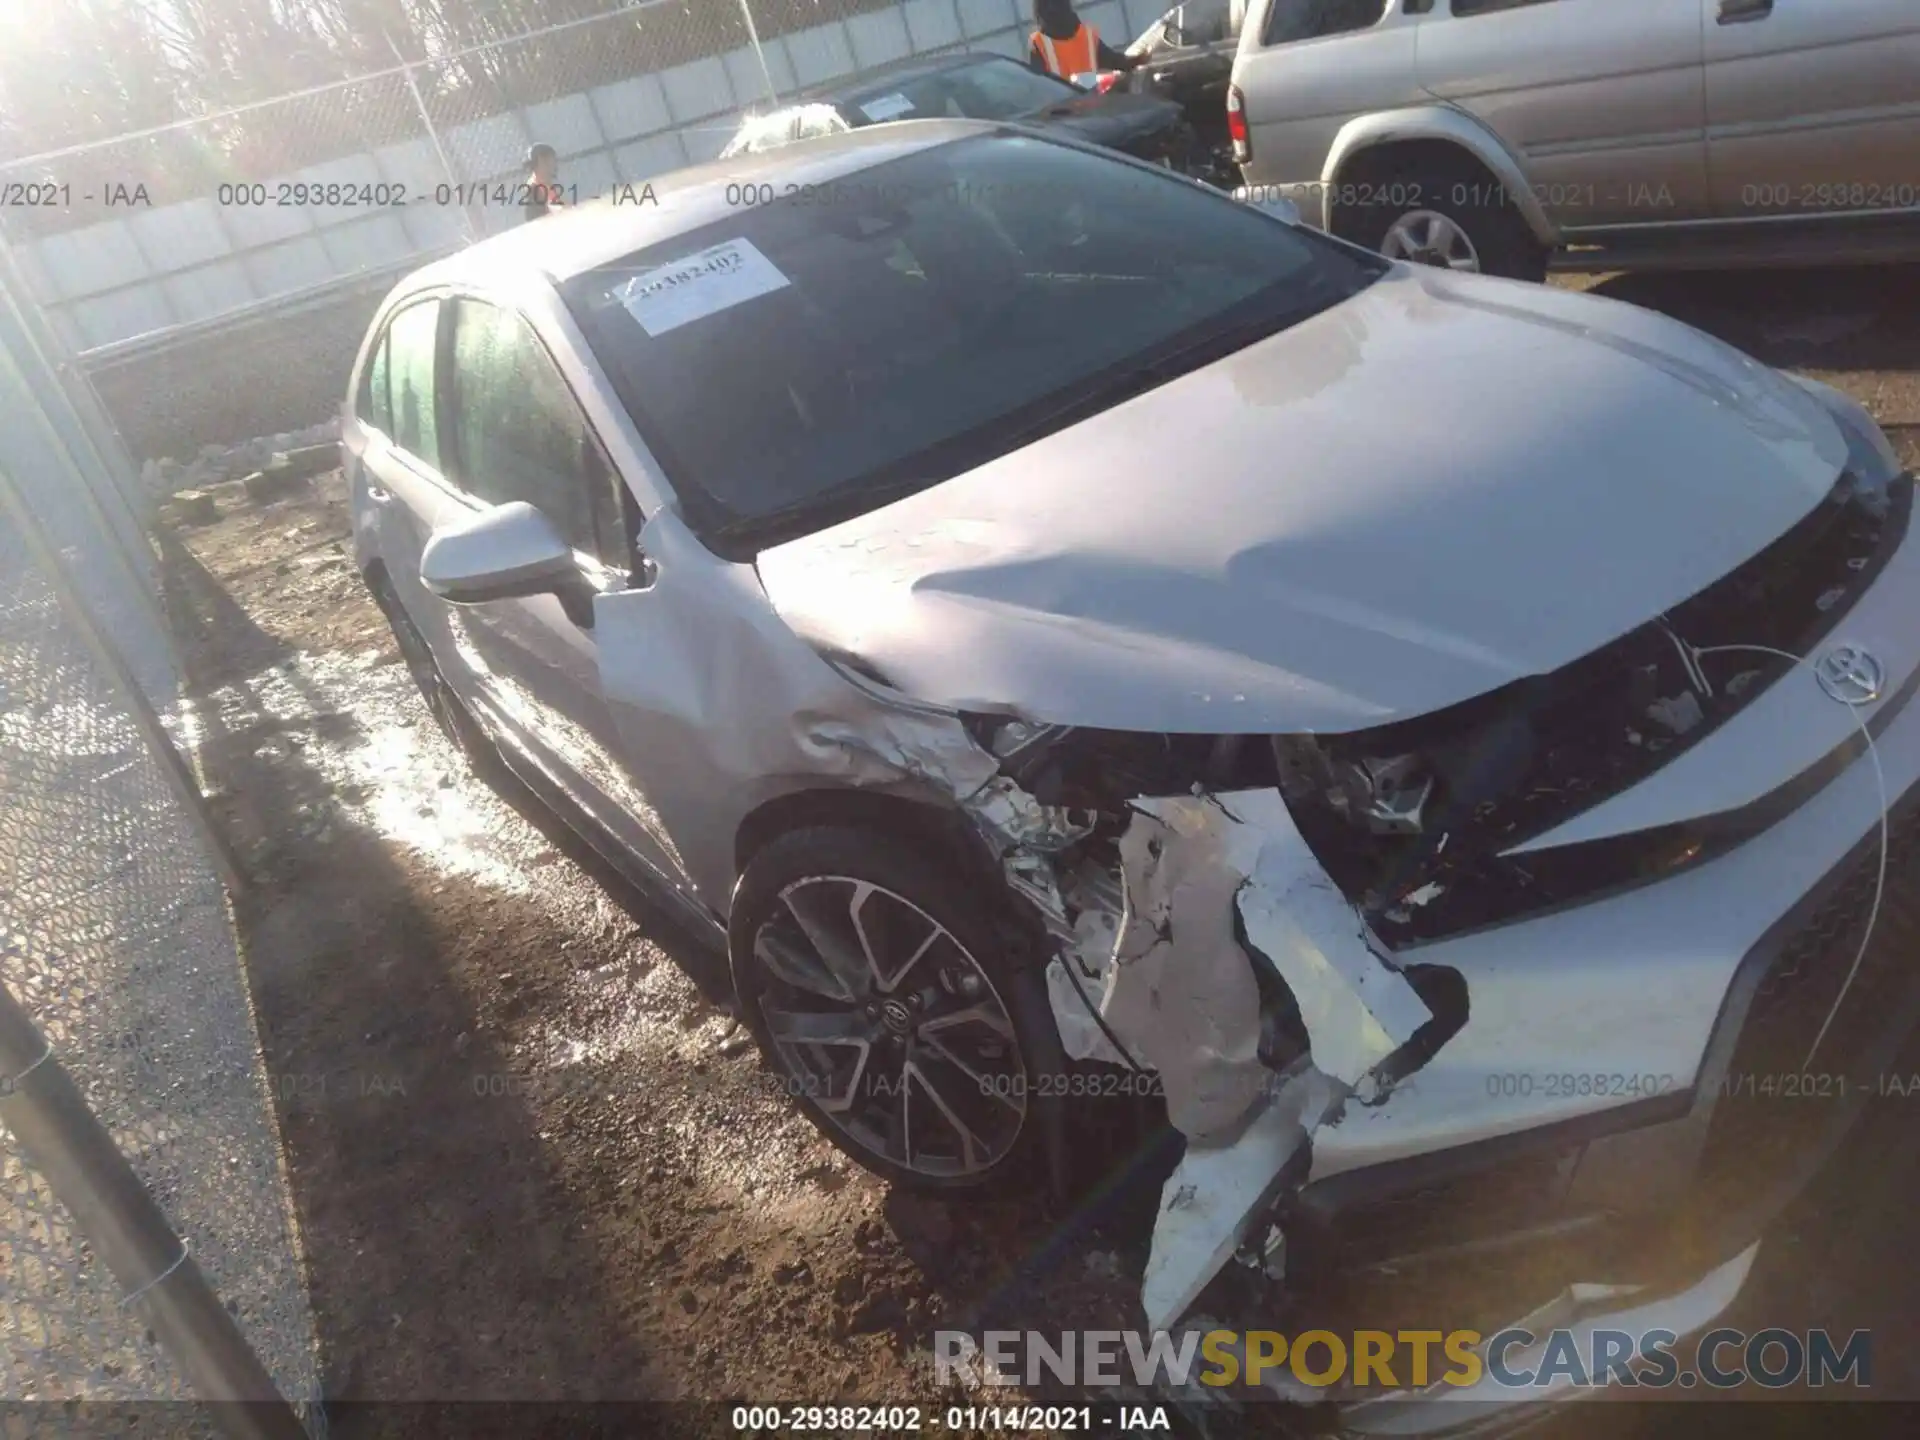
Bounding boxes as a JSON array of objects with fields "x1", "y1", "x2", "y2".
[
  {"x1": 1226, "y1": 83, "x2": 1250, "y2": 164},
  {"x1": 1095, "y1": 70, "x2": 1122, "y2": 94}
]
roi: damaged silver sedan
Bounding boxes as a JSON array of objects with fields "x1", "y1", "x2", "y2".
[{"x1": 345, "y1": 118, "x2": 1918, "y2": 1429}]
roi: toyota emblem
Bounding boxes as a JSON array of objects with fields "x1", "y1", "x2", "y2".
[{"x1": 1814, "y1": 643, "x2": 1885, "y2": 706}]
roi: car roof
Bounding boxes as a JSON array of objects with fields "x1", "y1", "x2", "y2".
[
  {"x1": 395, "y1": 120, "x2": 997, "y2": 293},
  {"x1": 796, "y1": 50, "x2": 1014, "y2": 106}
]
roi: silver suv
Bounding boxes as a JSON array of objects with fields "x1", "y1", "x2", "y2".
[{"x1": 1228, "y1": 0, "x2": 1920, "y2": 279}]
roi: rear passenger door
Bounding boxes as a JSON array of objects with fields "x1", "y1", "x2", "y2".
[
  {"x1": 1139, "y1": 0, "x2": 1241, "y2": 138},
  {"x1": 1415, "y1": 0, "x2": 1710, "y2": 229},
  {"x1": 1701, "y1": 0, "x2": 1920, "y2": 221},
  {"x1": 438, "y1": 295, "x2": 687, "y2": 887},
  {"x1": 356, "y1": 295, "x2": 460, "y2": 660}
]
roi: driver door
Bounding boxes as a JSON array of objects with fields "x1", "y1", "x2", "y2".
[
  {"x1": 437, "y1": 294, "x2": 688, "y2": 889},
  {"x1": 1139, "y1": 0, "x2": 1241, "y2": 140}
]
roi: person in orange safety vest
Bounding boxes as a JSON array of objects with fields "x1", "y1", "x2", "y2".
[{"x1": 1028, "y1": 0, "x2": 1148, "y2": 82}]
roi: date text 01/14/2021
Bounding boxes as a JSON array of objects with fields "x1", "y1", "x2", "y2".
[{"x1": 730, "y1": 1404, "x2": 1173, "y2": 1432}]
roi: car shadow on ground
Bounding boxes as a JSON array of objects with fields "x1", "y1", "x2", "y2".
[
  {"x1": 1591, "y1": 264, "x2": 1920, "y2": 379},
  {"x1": 159, "y1": 535, "x2": 660, "y2": 1423},
  {"x1": 156, "y1": 496, "x2": 1185, "y2": 1425}
]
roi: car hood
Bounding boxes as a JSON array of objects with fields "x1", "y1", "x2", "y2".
[
  {"x1": 1024, "y1": 90, "x2": 1185, "y2": 149},
  {"x1": 754, "y1": 265, "x2": 1849, "y2": 735}
]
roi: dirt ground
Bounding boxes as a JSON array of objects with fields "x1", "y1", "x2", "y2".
[{"x1": 156, "y1": 263, "x2": 1920, "y2": 1437}]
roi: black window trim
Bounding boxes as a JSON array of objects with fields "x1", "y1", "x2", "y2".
[{"x1": 437, "y1": 287, "x2": 641, "y2": 582}]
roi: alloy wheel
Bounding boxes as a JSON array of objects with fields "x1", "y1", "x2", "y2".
[
  {"x1": 1380, "y1": 210, "x2": 1483, "y2": 272},
  {"x1": 749, "y1": 875, "x2": 1028, "y2": 1180}
]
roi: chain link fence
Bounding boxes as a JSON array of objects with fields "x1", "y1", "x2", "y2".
[{"x1": 1, "y1": 209, "x2": 320, "y2": 1425}]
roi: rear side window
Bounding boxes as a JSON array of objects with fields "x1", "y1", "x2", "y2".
[
  {"x1": 1264, "y1": 0, "x2": 1388, "y2": 45},
  {"x1": 386, "y1": 299, "x2": 443, "y2": 468},
  {"x1": 445, "y1": 299, "x2": 625, "y2": 562},
  {"x1": 1174, "y1": 0, "x2": 1235, "y2": 44},
  {"x1": 357, "y1": 333, "x2": 392, "y2": 435}
]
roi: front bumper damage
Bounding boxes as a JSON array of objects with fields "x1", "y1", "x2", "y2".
[
  {"x1": 918, "y1": 712, "x2": 1920, "y2": 1431},
  {"x1": 929, "y1": 752, "x2": 1473, "y2": 1334},
  {"x1": 827, "y1": 631, "x2": 1920, "y2": 1430},
  {"x1": 1089, "y1": 789, "x2": 1442, "y2": 1331},
  {"x1": 796, "y1": 478, "x2": 1920, "y2": 1430}
]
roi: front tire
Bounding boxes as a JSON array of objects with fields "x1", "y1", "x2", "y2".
[
  {"x1": 728, "y1": 825, "x2": 1065, "y2": 1194},
  {"x1": 1337, "y1": 157, "x2": 1548, "y2": 283}
]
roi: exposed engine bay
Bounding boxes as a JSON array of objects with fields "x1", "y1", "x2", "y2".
[
  {"x1": 932, "y1": 467, "x2": 1904, "y2": 1337},
  {"x1": 973, "y1": 469, "x2": 1902, "y2": 948}
]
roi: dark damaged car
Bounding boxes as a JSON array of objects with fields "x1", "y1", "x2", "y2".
[
  {"x1": 718, "y1": 51, "x2": 1198, "y2": 173},
  {"x1": 344, "y1": 123, "x2": 1919, "y2": 1433}
]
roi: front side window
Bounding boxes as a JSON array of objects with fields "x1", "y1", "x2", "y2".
[
  {"x1": 386, "y1": 299, "x2": 442, "y2": 468},
  {"x1": 446, "y1": 299, "x2": 623, "y2": 562},
  {"x1": 566, "y1": 132, "x2": 1383, "y2": 555},
  {"x1": 1173, "y1": 0, "x2": 1235, "y2": 44},
  {"x1": 1264, "y1": 0, "x2": 1389, "y2": 45},
  {"x1": 842, "y1": 59, "x2": 1077, "y2": 125}
]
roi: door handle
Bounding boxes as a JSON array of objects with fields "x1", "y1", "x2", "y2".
[
  {"x1": 1718, "y1": 0, "x2": 1772, "y2": 23},
  {"x1": 1153, "y1": 69, "x2": 1174, "y2": 83}
]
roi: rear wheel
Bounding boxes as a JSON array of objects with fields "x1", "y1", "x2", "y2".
[
  {"x1": 728, "y1": 825, "x2": 1064, "y2": 1194},
  {"x1": 1336, "y1": 154, "x2": 1549, "y2": 283}
]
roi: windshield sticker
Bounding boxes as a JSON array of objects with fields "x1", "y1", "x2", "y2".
[
  {"x1": 858, "y1": 91, "x2": 916, "y2": 122},
  {"x1": 616, "y1": 238, "x2": 791, "y2": 337}
]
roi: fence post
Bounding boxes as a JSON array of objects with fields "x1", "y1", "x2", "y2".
[
  {"x1": 736, "y1": 0, "x2": 783, "y2": 105},
  {"x1": 0, "y1": 986, "x2": 308, "y2": 1438},
  {"x1": 385, "y1": 29, "x2": 484, "y2": 244}
]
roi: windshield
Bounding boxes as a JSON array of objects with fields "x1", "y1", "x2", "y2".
[
  {"x1": 565, "y1": 133, "x2": 1385, "y2": 556},
  {"x1": 839, "y1": 57, "x2": 1080, "y2": 124}
]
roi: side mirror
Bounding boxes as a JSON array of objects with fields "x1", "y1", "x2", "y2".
[
  {"x1": 421, "y1": 501, "x2": 574, "y2": 605},
  {"x1": 1233, "y1": 185, "x2": 1303, "y2": 227}
]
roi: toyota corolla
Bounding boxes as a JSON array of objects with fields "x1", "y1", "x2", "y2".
[{"x1": 344, "y1": 119, "x2": 1916, "y2": 1431}]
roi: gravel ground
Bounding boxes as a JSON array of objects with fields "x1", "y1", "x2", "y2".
[{"x1": 155, "y1": 263, "x2": 1920, "y2": 1437}]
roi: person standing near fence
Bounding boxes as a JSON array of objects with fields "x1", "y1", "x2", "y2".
[
  {"x1": 1028, "y1": 0, "x2": 1148, "y2": 80},
  {"x1": 523, "y1": 144, "x2": 566, "y2": 223}
]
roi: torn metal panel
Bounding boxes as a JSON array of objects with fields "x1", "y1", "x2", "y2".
[
  {"x1": 1233, "y1": 794, "x2": 1434, "y2": 1089},
  {"x1": 800, "y1": 712, "x2": 1001, "y2": 801},
  {"x1": 1141, "y1": 1067, "x2": 1344, "y2": 1333},
  {"x1": 593, "y1": 512, "x2": 1034, "y2": 912},
  {"x1": 1100, "y1": 793, "x2": 1277, "y2": 1142},
  {"x1": 1084, "y1": 788, "x2": 1442, "y2": 1333},
  {"x1": 962, "y1": 773, "x2": 1097, "y2": 855},
  {"x1": 1048, "y1": 862, "x2": 1130, "y2": 1067}
]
